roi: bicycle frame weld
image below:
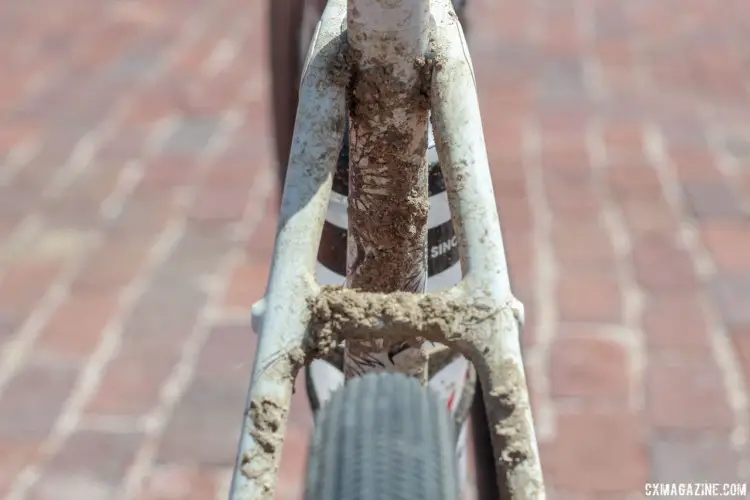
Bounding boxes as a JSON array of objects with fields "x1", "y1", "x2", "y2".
[{"x1": 230, "y1": 0, "x2": 546, "y2": 498}]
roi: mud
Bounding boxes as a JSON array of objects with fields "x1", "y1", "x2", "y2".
[
  {"x1": 308, "y1": 286, "x2": 498, "y2": 348},
  {"x1": 475, "y1": 348, "x2": 543, "y2": 499},
  {"x1": 247, "y1": 399, "x2": 284, "y2": 454},
  {"x1": 345, "y1": 49, "x2": 432, "y2": 294},
  {"x1": 241, "y1": 398, "x2": 287, "y2": 495},
  {"x1": 328, "y1": 33, "x2": 352, "y2": 89},
  {"x1": 342, "y1": 33, "x2": 433, "y2": 367}
]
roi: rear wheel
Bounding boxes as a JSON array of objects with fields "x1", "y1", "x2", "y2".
[{"x1": 304, "y1": 372, "x2": 460, "y2": 500}]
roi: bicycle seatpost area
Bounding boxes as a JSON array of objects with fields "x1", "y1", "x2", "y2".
[
  {"x1": 229, "y1": 0, "x2": 546, "y2": 498},
  {"x1": 343, "y1": 0, "x2": 432, "y2": 378}
]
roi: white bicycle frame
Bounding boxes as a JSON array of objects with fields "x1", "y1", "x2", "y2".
[{"x1": 228, "y1": 0, "x2": 545, "y2": 498}]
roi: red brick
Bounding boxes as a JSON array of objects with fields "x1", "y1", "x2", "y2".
[
  {"x1": 276, "y1": 426, "x2": 309, "y2": 500},
  {"x1": 154, "y1": 227, "x2": 228, "y2": 277},
  {"x1": 159, "y1": 344, "x2": 312, "y2": 466},
  {"x1": 729, "y1": 331, "x2": 750, "y2": 391},
  {"x1": 650, "y1": 66, "x2": 692, "y2": 95},
  {"x1": 543, "y1": 22, "x2": 580, "y2": 57},
  {"x1": 502, "y1": 232, "x2": 534, "y2": 304},
  {"x1": 682, "y1": 182, "x2": 745, "y2": 220},
  {"x1": 0, "y1": 313, "x2": 17, "y2": 347},
  {"x1": 0, "y1": 362, "x2": 78, "y2": 438},
  {"x1": 541, "y1": 410, "x2": 648, "y2": 493},
  {"x1": 496, "y1": 195, "x2": 533, "y2": 234},
  {"x1": 222, "y1": 115, "x2": 273, "y2": 162},
  {"x1": 0, "y1": 123, "x2": 38, "y2": 155},
  {"x1": 524, "y1": 370, "x2": 543, "y2": 419},
  {"x1": 645, "y1": 351, "x2": 734, "y2": 430},
  {"x1": 181, "y1": 79, "x2": 246, "y2": 116},
  {"x1": 136, "y1": 155, "x2": 199, "y2": 192},
  {"x1": 137, "y1": 465, "x2": 222, "y2": 500},
  {"x1": 108, "y1": 198, "x2": 179, "y2": 238},
  {"x1": 202, "y1": 161, "x2": 262, "y2": 189},
  {"x1": 157, "y1": 371, "x2": 310, "y2": 466},
  {"x1": 721, "y1": 133, "x2": 750, "y2": 162},
  {"x1": 71, "y1": 240, "x2": 150, "y2": 292},
  {"x1": 552, "y1": 221, "x2": 616, "y2": 270},
  {"x1": 619, "y1": 197, "x2": 681, "y2": 235},
  {"x1": 55, "y1": 430, "x2": 143, "y2": 480},
  {"x1": 70, "y1": 167, "x2": 123, "y2": 205},
  {"x1": 244, "y1": 196, "x2": 278, "y2": 257},
  {"x1": 28, "y1": 431, "x2": 143, "y2": 499},
  {"x1": 173, "y1": 39, "x2": 216, "y2": 75},
  {"x1": 556, "y1": 323, "x2": 621, "y2": 338},
  {"x1": 0, "y1": 438, "x2": 41, "y2": 496},
  {"x1": 195, "y1": 324, "x2": 256, "y2": 383},
  {"x1": 41, "y1": 197, "x2": 101, "y2": 230},
  {"x1": 519, "y1": 302, "x2": 537, "y2": 349},
  {"x1": 659, "y1": 121, "x2": 709, "y2": 152},
  {"x1": 492, "y1": 172, "x2": 529, "y2": 203},
  {"x1": 157, "y1": 378, "x2": 247, "y2": 466},
  {"x1": 84, "y1": 353, "x2": 176, "y2": 417},
  {"x1": 641, "y1": 293, "x2": 712, "y2": 350},
  {"x1": 470, "y1": 4, "x2": 529, "y2": 45},
  {"x1": 539, "y1": 150, "x2": 591, "y2": 183},
  {"x1": 67, "y1": 26, "x2": 131, "y2": 72},
  {"x1": 0, "y1": 217, "x2": 18, "y2": 242},
  {"x1": 35, "y1": 292, "x2": 119, "y2": 360},
  {"x1": 742, "y1": 170, "x2": 750, "y2": 199},
  {"x1": 651, "y1": 434, "x2": 741, "y2": 483},
  {"x1": 115, "y1": 278, "x2": 209, "y2": 357},
  {"x1": 594, "y1": 40, "x2": 633, "y2": 67},
  {"x1": 1, "y1": 184, "x2": 39, "y2": 216},
  {"x1": 95, "y1": 129, "x2": 150, "y2": 164},
  {"x1": 601, "y1": 120, "x2": 645, "y2": 161},
  {"x1": 544, "y1": 173, "x2": 601, "y2": 217},
  {"x1": 122, "y1": 87, "x2": 178, "y2": 126},
  {"x1": 556, "y1": 272, "x2": 622, "y2": 323},
  {"x1": 289, "y1": 373, "x2": 314, "y2": 429},
  {"x1": 709, "y1": 275, "x2": 750, "y2": 327},
  {"x1": 110, "y1": 1, "x2": 170, "y2": 27},
  {"x1": 670, "y1": 150, "x2": 723, "y2": 183},
  {"x1": 549, "y1": 337, "x2": 630, "y2": 403},
  {"x1": 605, "y1": 162, "x2": 662, "y2": 199},
  {"x1": 188, "y1": 187, "x2": 250, "y2": 223},
  {"x1": 222, "y1": 257, "x2": 269, "y2": 312},
  {"x1": 478, "y1": 86, "x2": 531, "y2": 125},
  {"x1": 632, "y1": 233, "x2": 698, "y2": 291},
  {"x1": 535, "y1": 109, "x2": 585, "y2": 138},
  {"x1": 0, "y1": 258, "x2": 65, "y2": 316},
  {"x1": 700, "y1": 220, "x2": 750, "y2": 274},
  {"x1": 487, "y1": 152, "x2": 526, "y2": 184}
]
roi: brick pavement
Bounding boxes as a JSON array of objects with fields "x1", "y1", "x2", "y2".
[{"x1": 0, "y1": 0, "x2": 749, "y2": 498}]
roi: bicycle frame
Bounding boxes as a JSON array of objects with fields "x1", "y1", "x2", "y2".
[{"x1": 229, "y1": 0, "x2": 546, "y2": 498}]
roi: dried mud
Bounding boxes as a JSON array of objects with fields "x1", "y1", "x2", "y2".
[
  {"x1": 241, "y1": 398, "x2": 286, "y2": 495},
  {"x1": 344, "y1": 46, "x2": 432, "y2": 294},
  {"x1": 308, "y1": 286, "x2": 498, "y2": 348},
  {"x1": 485, "y1": 357, "x2": 544, "y2": 498},
  {"x1": 342, "y1": 36, "x2": 434, "y2": 365}
]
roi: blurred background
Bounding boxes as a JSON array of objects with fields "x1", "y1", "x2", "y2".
[{"x1": 1, "y1": 0, "x2": 749, "y2": 498}]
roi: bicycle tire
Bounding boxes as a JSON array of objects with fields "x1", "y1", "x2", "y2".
[{"x1": 304, "y1": 372, "x2": 460, "y2": 500}]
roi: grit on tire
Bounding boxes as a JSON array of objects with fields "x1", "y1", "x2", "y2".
[{"x1": 304, "y1": 372, "x2": 460, "y2": 500}]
